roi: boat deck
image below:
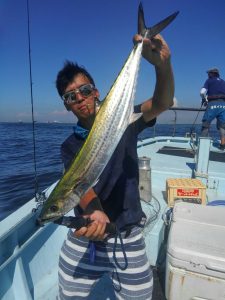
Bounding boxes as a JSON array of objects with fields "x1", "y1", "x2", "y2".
[
  {"x1": 1, "y1": 136, "x2": 224, "y2": 300},
  {"x1": 138, "y1": 136, "x2": 225, "y2": 202}
]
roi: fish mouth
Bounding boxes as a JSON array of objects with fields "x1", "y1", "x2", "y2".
[
  {"x1": 36, "y1": 217, "x2": 47, "y2": 226},
  {"x1": 37, "y1": 213, "x2": 63, "y2": 226}
]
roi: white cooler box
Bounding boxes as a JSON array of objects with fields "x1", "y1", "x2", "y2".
[{"x1": 165, "y1": 202, "x2": 225, "y2": 300}]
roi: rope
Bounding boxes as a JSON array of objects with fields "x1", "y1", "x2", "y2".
[{"x1": 113, "y1": 228, "x2": 128, "y2": 271}]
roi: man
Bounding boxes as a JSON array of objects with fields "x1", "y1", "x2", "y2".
[
  {"x1": 56, "y1": 33, "x2": 174, "y2": 299},
  {"x1": 200, "y1": 68, "x2": 225, "y2": 150}
]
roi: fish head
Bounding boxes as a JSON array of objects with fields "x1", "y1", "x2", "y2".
[{"x1": 37, "y1": 189, "x2": 80, "y2": 225}]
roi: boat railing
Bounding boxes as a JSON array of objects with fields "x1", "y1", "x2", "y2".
[
  {"x1": 139, "y1": 106, "x2": 206, "y2": 141},
  {"x1": 168, "y1": 106, "x2": 206, "y2": 137},
  {"x1": 138, "y1": 106, "x2": 209, "y2": 154}
]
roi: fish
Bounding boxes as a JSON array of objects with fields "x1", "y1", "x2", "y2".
[{"x1": 38, "y1": 3, "x2": 179, "y2": 224}]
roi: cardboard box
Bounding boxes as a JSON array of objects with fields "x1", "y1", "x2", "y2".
[{"x1": 166, "y1": 178, "x2": 206, "y2": 207}]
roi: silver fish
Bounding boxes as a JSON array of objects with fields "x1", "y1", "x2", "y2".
[{"x1": 39, "y1": 3, "x2": 178, "y2": 223}]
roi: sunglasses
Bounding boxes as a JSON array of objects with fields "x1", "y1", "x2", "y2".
[{"x1": 62, "y1": 84, "x2": 95, "y2": 104}]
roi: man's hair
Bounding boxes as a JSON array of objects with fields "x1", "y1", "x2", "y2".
[{"x1": 56, "y1": 61, "x2": 95, "y2": 97}]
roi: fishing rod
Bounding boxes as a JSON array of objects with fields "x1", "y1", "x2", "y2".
[
  {"x1": 190, "y1": 103, "x2": 204, "y2": 152},
  {"x1": 189, "y1": 103, "x2": 205, "y2": 134},
  {"x1": 26, "y1": 0, "x2": 45, "y2": 205}
]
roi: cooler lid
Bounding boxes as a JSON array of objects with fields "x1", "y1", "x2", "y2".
[{"x1": 167, "y1": 202, "x2": 225, "y2": 274}]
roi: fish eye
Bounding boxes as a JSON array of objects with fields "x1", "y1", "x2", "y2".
[{"x1": 50, "y1": 205, "x2": 59, "y2": 213}]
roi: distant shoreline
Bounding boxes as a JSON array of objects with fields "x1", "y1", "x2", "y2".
[{"x1": 0, "y1": 121, "x2": 205, "y2": 125}]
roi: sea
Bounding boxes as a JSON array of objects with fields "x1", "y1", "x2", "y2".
[{"x1": 0, "y1": 122, "x2": 220, "y2": 221}]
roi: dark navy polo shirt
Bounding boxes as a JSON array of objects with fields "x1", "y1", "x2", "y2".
[
  {"x1": 203, "y1": 77, "x2": 225, "y2": 96},
  {"x1": 61, "y1": 105, "x2": 156, "y2": 229}
]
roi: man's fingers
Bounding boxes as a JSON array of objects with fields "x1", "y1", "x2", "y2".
[
  {"x1": 133, "y1": 34, "x2": 143, "y2": 44},
  {"x1": 91, "y1": 222, "x2": 106, "y2": 241},
  {"x1": 74, "y1": 226, "x2": 88, "y2": 237}
]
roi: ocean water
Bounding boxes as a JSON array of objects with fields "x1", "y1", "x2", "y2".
[{"x1": 0, "y1": 122, "x2": 219, "y2": 221}]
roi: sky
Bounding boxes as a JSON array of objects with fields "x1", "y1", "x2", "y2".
[{"x1": 1, "y1": 0, "x2": 225, "y2": 124}]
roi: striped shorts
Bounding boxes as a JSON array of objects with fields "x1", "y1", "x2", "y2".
[{"x1": 58, "y1": 226, "x2": 153, "y2": 300}]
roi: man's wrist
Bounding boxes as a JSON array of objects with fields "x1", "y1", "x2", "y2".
[
  {"x1": 155, "y1": 59, "x2": 172, "y2": 73},
  {"x1": 84, "y1": 197, "x2": 103, "y2": 214}
]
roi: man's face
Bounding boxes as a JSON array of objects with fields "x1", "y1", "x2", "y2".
[
  {"x1": 63, "y1": 73, "x2": 99, "y2": 119},
  {"x1": 208, "y1": 72, "x2": 217, "y2": 78}
]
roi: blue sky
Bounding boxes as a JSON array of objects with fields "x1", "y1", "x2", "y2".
[{"x1": 1, "y1": 0, "x2": 225, "y2": 123}]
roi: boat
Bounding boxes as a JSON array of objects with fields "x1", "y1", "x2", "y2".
[{"x1": 1, "y1": 110, "x2": 225, "y2": 299}]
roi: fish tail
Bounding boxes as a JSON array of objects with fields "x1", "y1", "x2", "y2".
[
  {"x1": 138, "y1": 2, "x2": 147, "y2": 37},
  {"x1": 138, "y1": 2, "x2": 179, "y2": 39}
]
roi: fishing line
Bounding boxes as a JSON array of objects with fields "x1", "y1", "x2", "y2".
[
  {"x1": 189, "y1": 103, "x2": 203, "y2": 135},
  {"x1": 189, "y1": 103, "x2": 205, "y2": 152},
  {"x1": 26, "y1": 0, "x2": 40, "y2": 201}
]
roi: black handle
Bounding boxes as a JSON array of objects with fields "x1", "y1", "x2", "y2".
[{"x1": 105, "y1": 222, "x2": 117, "y2": 235}]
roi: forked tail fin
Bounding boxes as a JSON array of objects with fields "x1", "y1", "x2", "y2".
[{"x1": 138, "y1": 2, "x2": 179, "y2": 39}]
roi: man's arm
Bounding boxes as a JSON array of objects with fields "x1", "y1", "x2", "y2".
[
  {"x1": 79, "y1": 188, "x2": 99, "y2": 211},
  {"x1": 200, "y1": 87, "x2": 208, "y2": 99},
  {"x1": 134, "y1": 34, "x2": 174, "y2": 122},
  {"x1": 200, "y1": 87, "x2": 208, "y2": 106},
  {"x1": 75, "y1": 188, "x2": 110, "y2": 240}
]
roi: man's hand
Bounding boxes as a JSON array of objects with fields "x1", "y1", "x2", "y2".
[
  {"x1": 133, "y1": 33, "x2": 174, "y2": 121},
  {"x1": 74, "y1": 210, "x2": 110, "y2": 241},
  {"x1": 133, "y1": 34, "x2": 171, "y2": 68},
  {"x1": 201, "y1": 97, "x2": 208, "y2": 107}
]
